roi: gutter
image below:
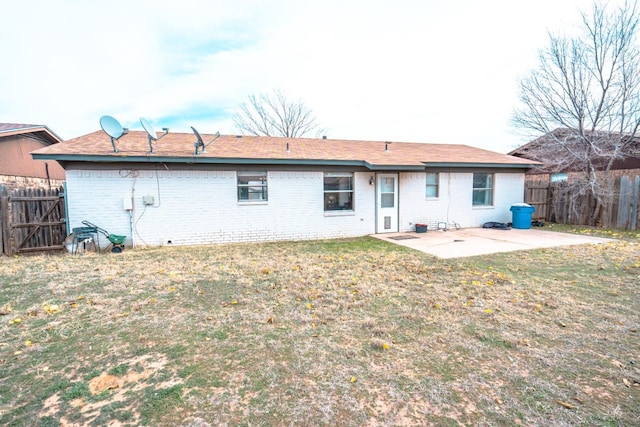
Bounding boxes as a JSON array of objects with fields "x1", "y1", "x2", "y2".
[{"x1": 31, "y1": 153, "x2": 427, "y2": 171}]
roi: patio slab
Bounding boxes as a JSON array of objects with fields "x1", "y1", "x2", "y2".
[{"x1": 373, "y1": 227, "x2": 613, "y2": 259}]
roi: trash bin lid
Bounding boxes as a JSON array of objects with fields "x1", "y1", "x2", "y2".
[{"x1": 510, "y1": 203, "x2": 535, "y2": 213}]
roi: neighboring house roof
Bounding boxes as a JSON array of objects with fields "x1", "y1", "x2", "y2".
[
  {"x1": 509, "y1": 128, "x2": 640, "y2": 173},
  {"x1": 0, "y1": 123, "x2": 63, "y2": 145},
  {"x1": 31, "y1": 130, "x2": 537, "y2": 171}
]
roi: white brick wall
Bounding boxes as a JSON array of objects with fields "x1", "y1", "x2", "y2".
[
  {"x1": 398, "y1": 172, "x2": 525, "y2": 232},
  {"x1": 65, "y1": 168, "x2": 525, "y2": 247},
  {"x1": 66, "y1": 169, "x2": 375, "y2": 247}
]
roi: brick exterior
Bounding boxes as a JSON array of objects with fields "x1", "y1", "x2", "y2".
[
  {"x1": 398, "y1": 172, "x2": 525, "y2": 231},
  {"x1": 65, "y1": 169, "x2": 526, "y2": 248}
]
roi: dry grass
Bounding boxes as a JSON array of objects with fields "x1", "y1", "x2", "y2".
[{"x1": 0, "y1": 235, "x2": 639, "y2": 426}]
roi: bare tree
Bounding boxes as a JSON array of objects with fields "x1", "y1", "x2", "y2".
[
  {"x1": 513, "y1": 1, "x2": 640, "y2": 225},
  {"x1": 233, "y1": 89, "x2": 325, "y2": 138}
]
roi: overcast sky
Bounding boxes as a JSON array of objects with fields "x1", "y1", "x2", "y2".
[{"x1": 0, "y1": 0, "x2": 628, "y2": 153}]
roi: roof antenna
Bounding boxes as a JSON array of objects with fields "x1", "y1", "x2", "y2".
[
  {"x1": 191, "y1": 127, "x2": 220, "y2": 155},
  {"x1": 385, "y1": 141, "x2": 392, "y2": 152},
  {"x1": 140, "y1": 117, "x2": 169, "y2": 153},
  {"x1": 99, "y1": 115, "x2": 128, "y2": 153}
]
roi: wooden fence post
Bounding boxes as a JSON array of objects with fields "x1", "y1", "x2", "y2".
[
  {"x1": 0, "y1": 184, "x2": 8, "y2": 256},
  {"x1": 617, "y1": 176, "x2": 631, "y2": 229},
  {"x1": 632, "y1": 176, "x2": 639, "y2": 231}
]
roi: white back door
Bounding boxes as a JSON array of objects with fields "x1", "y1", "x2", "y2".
[{"x1": 376, "y1": 173, "x2": 399, "y2": 233}]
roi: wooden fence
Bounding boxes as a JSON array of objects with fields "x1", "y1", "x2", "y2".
[
  {"x1": 0, "y1": 184, "x2": 67, "y2": 256},
  {"x1": 524, "y1": 176, "x2": 640, "y2": 229}
]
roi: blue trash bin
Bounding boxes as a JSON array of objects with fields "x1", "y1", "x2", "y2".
[{"x1": 510, "y1": 203, "x2": 535, "y2": 229}]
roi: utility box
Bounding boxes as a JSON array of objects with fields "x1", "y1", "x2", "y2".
[
  {"x1": 123, "y1": 197, "x2": 133, "y2": 211},
  {"x1": 142, "y1": 195, "x2": 155, "y2": 206},
  {"x1": 510, "y1": 203, "x2": 535, "y2": 229}
]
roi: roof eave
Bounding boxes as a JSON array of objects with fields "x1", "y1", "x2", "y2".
[
  {"x1": 1, "y1": 125, "x2": 63, "y2": 144},
  {"x1": 31, "y1": 154, "x2": 539, "y2": 170},
  {"x1": 39, "y1": 125, "x2": 64, "y2": 143},
  {"x1": 31, "y1": 153, "x2": 374, "y2": 168}
]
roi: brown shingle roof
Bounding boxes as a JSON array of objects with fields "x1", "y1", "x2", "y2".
[
  {"x1": 508, "y1": 128, "x2": 640, "y2": 172},
  {"x1": 32, "y1": 130, "x2": 537, "y2": 170},
  {"x1": 0, "y1": 123, "x2": 42, "y2": 132}
]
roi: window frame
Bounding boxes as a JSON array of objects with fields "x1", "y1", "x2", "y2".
[
  {"x1": 425, "y1": 172, "x2": 439, "y2": 198},
  {"x1": 237, "y1": 171, "x2": 268, "y2": 203},
  {"x1": 472, "y1": 173, "x2": 494, "y2": 207},
  {"x1": 380, "y1": 176, "x2": 395, "y2": 208},
  {"x1": 323, "y1": 172, "x2": 354, "y2": 212}
]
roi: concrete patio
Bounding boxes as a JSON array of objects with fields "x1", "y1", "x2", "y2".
[{"x1": 373, "y1": 227, "x2": 613, "y2": 259}]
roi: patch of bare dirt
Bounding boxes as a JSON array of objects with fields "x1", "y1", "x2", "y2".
[
  {"x1": 88, "y1": 374, "x2": 120, "y2": 394},
  {"x1": 38, "y1": 352, "x2": 180, "y2": 426}
]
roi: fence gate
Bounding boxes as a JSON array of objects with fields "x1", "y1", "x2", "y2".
[{"x1": 0, "y1": 184, "x2": 67, "y2": 255}]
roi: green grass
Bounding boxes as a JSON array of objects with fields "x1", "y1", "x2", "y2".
[
  {"x1": 108, "y1": 363, "x2": 129, "y2": 376},
  {"x1": 61, "y1": 382, "x2": 90, "y2": 401},
  {"x1": 140, "y1": 385, "x2": 183, "y2": 425},
  {"x1": 0, "y1": 235, "x2": 638, "y2": 425}
]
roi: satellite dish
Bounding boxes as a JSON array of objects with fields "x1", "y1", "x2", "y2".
[
  {"x1": 99, "y1": 115, "x2": 128, "y2": 153},
  {"x1": 100, "y1": 115, "x2": 124, "y2": 139},
  {"x1": 140, "y1": 117, "x2": 169, "y2": 153},
  {"x1": 140, "y1": 117, "x2": 157, "y2": 140},
  {"x1": 191, "y1": 126, "x2": 220, "y2": 155}
]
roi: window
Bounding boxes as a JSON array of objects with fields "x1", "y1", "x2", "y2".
[
  {"x1": 380, "y1": 177, "x2": 395, "y2": 208},
  {"x1": 550, "y1": 173, "x2": 568, "y2": 182},
  {"x1": 426, "y1": 172, "x2": 439, "y2": 198},
  {"x1": 237, "y1": 171, "x2": 268, "y2": 202},
  {"x1": 324, "y1": 172, "x2": 353, "y2": 211},
  {"x1": 472, "y1": 173, "x2": 493, "y2": 206}
]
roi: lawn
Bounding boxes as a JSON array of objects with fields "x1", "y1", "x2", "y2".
[{"x1": 0, "y1": 232, "x2": 638, "y2": 426}]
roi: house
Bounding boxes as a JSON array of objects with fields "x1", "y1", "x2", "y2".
[
  {"x1": 509, "y1": 128, "x2": 640, "y2": 182},
  {"x1": 31, "y1": 128, "x2": 537, "y2": 248},
  {"x1": 0, "y1": 123, "x2": 66, "y2": 190}
]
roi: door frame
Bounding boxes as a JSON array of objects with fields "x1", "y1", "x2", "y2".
[{"x1": 375, "y1": 173, "x2": 399, "y2": 233}]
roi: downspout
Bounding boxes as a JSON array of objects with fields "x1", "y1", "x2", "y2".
[
  {"x1": 130, "y1": 187, "x2": 135, "y2": 249},
  {"x1": 45, "y1": 163, "x2": 51, "y2": 190}
]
